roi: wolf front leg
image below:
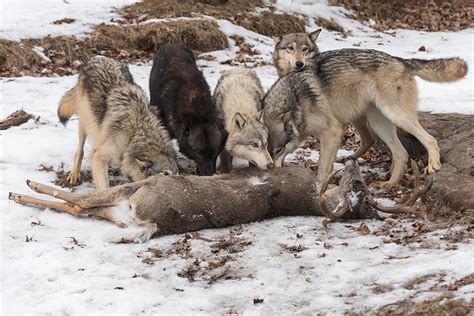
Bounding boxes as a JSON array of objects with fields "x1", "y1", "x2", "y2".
[
  {"x1": 67, "y1": 124, "x2": 87, "y2": 185},
  {"x1": 91, "y1": 148, "x2": 110, "y2": 191},
  {"x1": 317, "y1": 122, "x2": 345, "y2": 182}
]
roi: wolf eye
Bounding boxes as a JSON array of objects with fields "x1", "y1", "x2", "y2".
[
  {"x1": 302, "y1": 47, "x2": 308, "y2": 52},
  {"x1": 252, "y1": 143, "x2": 259, "y2": 148},
  {"x1": 287, "y1": 46, "x2": 294, "y2": 51}
]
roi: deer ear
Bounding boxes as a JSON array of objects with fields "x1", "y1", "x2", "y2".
[
  {"x1": 281, "y1": 111, "x2": 292, "y2": 123},
  {"x1": 232, "y1": 112, "x2": 246, "y2": 129},
  {"x1": 309, "y1": 29, "x2": 322, "y2": 42},
  {"x1": 272, "y1": 36, "x2": 282, "y2": 46},
  {"x1": 256, "y1": 110, "x2": 264, "y2": 123}
]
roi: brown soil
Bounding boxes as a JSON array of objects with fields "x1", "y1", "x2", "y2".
[
  {"x1": 331, "y1": 0, "x2": 473, "y2": 32},
  {"x1": 0, "y1": 20, "x2": 227, "y2": 77}
]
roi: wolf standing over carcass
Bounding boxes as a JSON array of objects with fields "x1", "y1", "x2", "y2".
[
  {"x1": 213, "y1": 68, "x2": 274, "y2": 172},
  {"x1": 269, "y1": 30, "x2": 468, "y2": 188},
  {"x1": 58, "y1": 57, "x2": 179, "y2": 191},
  {"x1": 149, "y1": 44, "x2": 226, "y2": 176}
]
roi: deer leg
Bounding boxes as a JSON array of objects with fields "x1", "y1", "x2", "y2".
[
  {"x1": 8, "y1": 192, "x2": 84, "y2": 216},
  {"x1": 26, "y1": 180, "x2": 79, "y2": 203}
]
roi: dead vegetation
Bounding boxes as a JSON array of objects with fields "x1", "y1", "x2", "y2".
[
  {"x1": 234, "y1": 11, "x2": 306, "y2": 37},
  {"x1": 120, "y1": 0, "x2": 306, "y2": 37},
  {"x1": 331, "y1": 0, "x2": 473, "y2": 32},
  {"x1": 0, "y1": 109, "x2": 33, "y2": 130},
  {"x1": 0, "y1": 20, "x2": 227, "y2": 77}
]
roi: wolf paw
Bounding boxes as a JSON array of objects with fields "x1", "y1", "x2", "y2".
[
  {"x1": 425, "y1": 161, "x2": 441, "y2": 174},
  {"x1": 66, "y1": 171, "x2": 81, "y2": 185}
]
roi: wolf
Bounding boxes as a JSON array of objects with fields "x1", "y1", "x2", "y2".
[
  {"x1": 272, "y1": 29, "x2": 322, "y2": 77},
  {"x1": 149, "y1": 43, "x2": 226, "y2": 176},
  {"x1": 269, "y1": 31, "x2": 468, "y2": 188},
  {"x1": 58, "y1": 57, "x2": 179, "y2": 191},
  {"x1": 213, "y1": 68, "x2": 273, "y2": 172}
]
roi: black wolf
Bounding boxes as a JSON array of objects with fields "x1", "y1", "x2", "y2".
[{"x1": 149, "y1": 44, "x2": 226, "y2": 176}]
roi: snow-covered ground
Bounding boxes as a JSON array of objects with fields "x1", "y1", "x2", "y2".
[
  {"x1": 0, "y1": 0, "x2": 139, "y2": 41},
  {"x1": 1, "y1": 0, "x2": 473, "y2": 314}
]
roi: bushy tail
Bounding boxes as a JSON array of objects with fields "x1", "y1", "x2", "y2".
[
  {"x1": 402, "y1": 57, "x2": 468, "y2": 82},
  {"x1": 57, "y1": 85, "x2": 78, "y2": 125}
]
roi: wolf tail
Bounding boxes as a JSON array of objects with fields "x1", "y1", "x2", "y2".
[
  {"x1": 402, "y1": 57, "x2": 468, "y2": 82},
  {"x1": 57, "y1": 85, "x2": 78, "y2": 125}
]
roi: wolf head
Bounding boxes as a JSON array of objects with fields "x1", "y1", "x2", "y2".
[
  {"x1": 177, "y1": 121, "x2": 226, "y2": 176},
  {"x1": 226, "y1": 111, "x2": 274, "y2": 170},
  {"x1": 264, "y1": 111, "x2": 301, "y2": 167},
  {"x1": 134, "y1": 153, "x2": 179, "y2": 178},
  {"x1": 272, "y1": 29, "x2": 321, "y2": 77}
]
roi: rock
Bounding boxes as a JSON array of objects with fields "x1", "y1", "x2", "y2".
[{"x1": 376, "y1": 112, "x2": 474, "y2": 211}]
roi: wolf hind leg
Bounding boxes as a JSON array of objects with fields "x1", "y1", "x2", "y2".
[
  {"x1": 375, "y1": 79, "x2": 440, "y2": 174},
  {"x1": 377, "y1": 106, "x2": 440, "y2": 174},
  {"x1": 366, "y1": 107, "x2": 408, "y2": 189}
]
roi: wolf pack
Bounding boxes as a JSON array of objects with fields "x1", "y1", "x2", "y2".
[
  {"x1": 55, "y1": 29, "x2": 467, "y2": 194},
  {"x1": 7, "y1": 29, "x2": 468, "y2": 240}
]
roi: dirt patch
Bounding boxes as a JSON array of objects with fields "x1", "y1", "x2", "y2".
[
  {"x1": 371, "y1": 296, "x2": 473, "y2": 315},
  {"x1": 1, "y1": 20, "x2": 227, "y2": 77},
  {"x1": 331, "y1": 0, "x2": 473, "y2": 32}
]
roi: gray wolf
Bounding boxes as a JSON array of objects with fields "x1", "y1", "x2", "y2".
[
  {"x1": 149, "y1": 43, "x2": 226, "y2": 176},
  {"x1": 270, "y1": 31, "x2": 468, "y2": 188},
  {"x1": 58, "y1": 57, "x2": 179, "y2": 191},
  {"x1": 213, "y1": 68, "x2": 273, "y2": 172},
  {"x1": 272, "y1": 29, "x2": 321, "y2": 77}
]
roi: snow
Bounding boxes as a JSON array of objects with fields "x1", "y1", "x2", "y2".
[
  {"x1": 0, "y1": 0, "x2": 139, "y2": 41},
  {"x1": 1, "y1": 0, "x2": 473, "y2": 314}
]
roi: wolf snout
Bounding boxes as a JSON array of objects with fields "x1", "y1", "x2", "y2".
[{"x1": 295, "y1": 61, "x2": 304, "y2": 70}]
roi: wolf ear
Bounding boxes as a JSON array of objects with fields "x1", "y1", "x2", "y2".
[
  {"x1": 309, "y1": 29, "x2": 322, "y2": 43},
  {"x1": 256, "y1": 110, "x2": 264, "y2": 123},
  {"x1": 272, "y1": 36, "x2": 282, "y2": 46},
  {"x1": 233, "y1": 113, "x2": 246, "y2": 129},
  {"x1": 281, "y1": 111, "x2": 292, "y2": 123},
  {"x1": 136, "y1": 158, "x2": 153, "y2": 169}
]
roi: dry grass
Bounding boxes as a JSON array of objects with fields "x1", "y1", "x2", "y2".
[
  {"x1": 314, "y1": 16, "x2": 344, "y2": 33},
  {"x1": 120, "y1": 0, "x2": 263, "y2": 20},
  {"x1": 330, "y1": 0, "x2": 473, "y2": 31},
  {"x1": 120, "y1": 0, "x2": 306, "y2": 37},
  {"x1": 235, "y1": 11, "x2": 306, "y2": 36},
  {"x1": 0, "y1": 20, "x2": 227, "y2": 77},
  {"x1": 0, "y1": 40, "x2": 41, "y2": 72}
]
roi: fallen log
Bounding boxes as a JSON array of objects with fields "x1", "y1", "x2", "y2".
[{"x1": 9, "y1": 159, "x2": 430, "y2": 242}]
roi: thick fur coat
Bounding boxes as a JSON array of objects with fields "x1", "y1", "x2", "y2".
[
  {"x1": 213, "y1": 68, "x2": 273, "y2": 172},
  {"x1": 149, "y1": 44, "x2": 226, "y2": 176},
  {"x1": 58, "y1": 57, "x2": 178, "y2": 191}
]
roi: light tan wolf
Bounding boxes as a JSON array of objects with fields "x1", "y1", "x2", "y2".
[
  {"x1": 269, "y1": 31, "x2": 468, "y2": 188},
  {"x1": 58, "y1": 57, "x2": 179, "y2": 191},
  {"x1": 214, "y1": 68, "x2": 274, "y2": 172}
]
